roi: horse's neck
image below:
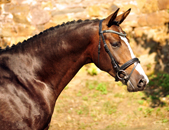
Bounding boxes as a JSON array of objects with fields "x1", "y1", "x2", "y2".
[
  {"x1": 44, "y1": 27, "x2": 94, "y2": 97},
  {"x1": 25, "y1": 22, "x2": 98, "y2": 98}
]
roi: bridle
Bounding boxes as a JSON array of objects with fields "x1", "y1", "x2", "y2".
[{"x1": 98, "y1": 19, "x2": 140, "y2": 84}]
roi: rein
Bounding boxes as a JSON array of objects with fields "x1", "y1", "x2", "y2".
[{"x1": 98, "y1": 19, "x2": 140, "y2": 84}]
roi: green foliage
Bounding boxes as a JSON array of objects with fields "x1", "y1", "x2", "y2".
[
  {"x1": 114, "y1": 93, "x2": 124, "y2": 98},
  {"x1": 145, "y1": 72, "x2": 169, "y2": 107},
  {"x1": 88, "y1": 84, "x2": 95, "y2": 90},
  {"x1": 143, "y1": 108, "x2": 154, "y2": 117},
  {"x1": 77, "y1": 91, "x2": 82, "y2": 97},
  {"x1": 149, "y1": 73, "x2": 169, "y2": 92},
  {"x1": 77, "y1": 106, "x2": 89, "y2": 115},
  {"x1": 82, "y1": 96, "x2": 88, "y2": 101},
  {"x1": 86, "y1": 80, "x2": 108, "y2": 95},
  {"x1": 149, "y1": 95, "x2": 159, "y2": 100},
  {"x1": 87, "y1": 63, "x2": 98, "y2": 76},
  {"x1": 86, "y1": 80, "x2": 98, "y2": 90},
  {"x1": 162, "y1": 119, "x2": 168, "y2": 123},
  {"x1": 116, "y1": 81, "x2": 123, "y2": 86},
  {"x1": 158, "y1": 73, "x2": 169, "y2": 91},
  {"x1": 166, "y1": 107, "x2": 169, "y2": 112},
  {"x1": 103, "y1": 101, "x2": 117, "y2": 115},
  {"x1": 155, "y1": 108, "x2": 162, "y2": 116},
  {"x1": 96, "y1": 83, "x2": 107, "y2": 94},
  {"x1": 138, "y1": 107, "x2": 143, "y2": 111},
  {"x1": 77, "y1": 109, "x2": 83, "y2": 115},
  {"x1": 146, "y1": 63, "x2": 152, "y2": 70},
  {"x1": 138, "y1": 100, "x2": 144, "y2": 105}
]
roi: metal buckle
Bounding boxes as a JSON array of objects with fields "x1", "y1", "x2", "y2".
[{"x1": 116, "y1": 70, "x2": 128, "y2": 81}]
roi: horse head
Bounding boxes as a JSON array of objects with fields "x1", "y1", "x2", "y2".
[{"x1": 92, "y1": 8, "x2": 149, "y2": 92}]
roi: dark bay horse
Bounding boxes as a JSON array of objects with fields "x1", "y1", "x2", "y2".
[{"x1": 0, "y1": 8, "x2": 149, "y2": 130}]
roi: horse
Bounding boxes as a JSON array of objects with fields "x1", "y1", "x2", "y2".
[{"x1": 0, "y1": 8, "x2": 149, "y2": 130}]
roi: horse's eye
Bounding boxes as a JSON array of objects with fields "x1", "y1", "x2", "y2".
[{"x1": 111, "y1": 42, "x2": 120, "y2": 48}]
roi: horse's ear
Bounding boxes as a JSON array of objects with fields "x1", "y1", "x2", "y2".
[
  {"x1": 115, "y1": 8, "x2": 131, "y2": 25},
  {"x1": 104, "y1": 8, "x2": 120, "y2": 27}
]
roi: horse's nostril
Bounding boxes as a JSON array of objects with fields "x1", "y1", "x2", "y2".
[{"x1": 137, "y1": 78, "x2": 146, "y2": 88}]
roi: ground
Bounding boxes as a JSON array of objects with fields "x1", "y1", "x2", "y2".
[{"x1": 49, "y1": 66, "x2": 169, "y2": 130}]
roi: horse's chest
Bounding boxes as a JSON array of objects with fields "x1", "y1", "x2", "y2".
[{"x1": 0, "y1": 81, "x2": 52, "y2": 130}]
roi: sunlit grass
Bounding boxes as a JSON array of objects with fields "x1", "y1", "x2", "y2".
[{"x1": 50, "y1": 72, "x2": 169, "y2": 130}]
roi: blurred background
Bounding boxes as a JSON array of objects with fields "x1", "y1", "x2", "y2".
[{"x1": 0, "y1": 0, "x2": 169, "y2": 129}]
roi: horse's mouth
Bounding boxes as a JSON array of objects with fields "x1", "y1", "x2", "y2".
[{"x1": 127, "y1": 80, "x2": 146, "y2": 92}]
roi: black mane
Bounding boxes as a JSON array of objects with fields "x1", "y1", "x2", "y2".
[{"x1": 0, "y1": 19, "x2": 99, "y2": 54}]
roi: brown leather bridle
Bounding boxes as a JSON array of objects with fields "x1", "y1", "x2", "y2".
[{"x1": 98, "y1": 19, "x2": 140, "y2": 84}]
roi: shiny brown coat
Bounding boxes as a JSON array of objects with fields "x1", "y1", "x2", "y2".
[{"x1": 0, "y1": 9, "x2": 147, "y2": 130}]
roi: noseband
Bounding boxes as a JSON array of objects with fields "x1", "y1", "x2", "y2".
[{"x1": 98, "y1": 19, "x2": 140, "y2": 84}]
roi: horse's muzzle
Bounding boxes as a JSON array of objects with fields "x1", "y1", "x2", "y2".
[
  {"x1": 127, "y1": 77, "x2": 147, "y2": 92},
  {"x1": 137, "y1": 78, "x2": 147, "y2": 88}
]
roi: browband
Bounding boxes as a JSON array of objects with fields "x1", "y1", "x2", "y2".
[{"x1": 100, "y1": 30, "x2": 126, "y2": 37}]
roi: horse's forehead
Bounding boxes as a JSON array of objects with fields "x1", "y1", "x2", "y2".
[{"x1": 120, "y1": 36, "x2": 135, "y2": 58}]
